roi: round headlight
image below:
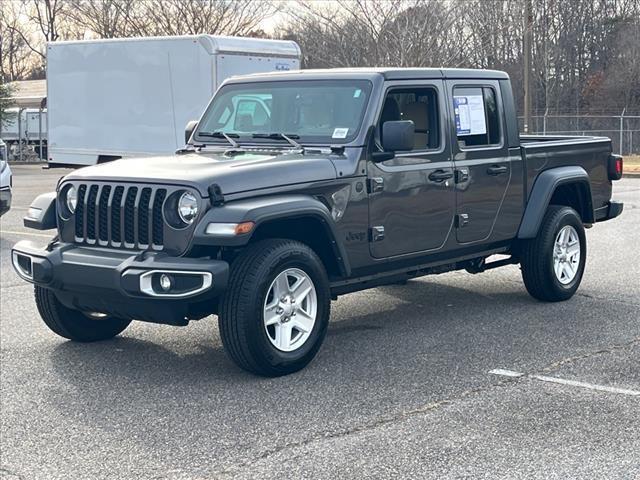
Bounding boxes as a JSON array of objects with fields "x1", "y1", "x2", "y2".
[
  {"x1": 177, "y1": 192, "x2": 198, "y2": 224},
  {"x1": 66, "y1": 186, "x2": 78, "y2": 213}
]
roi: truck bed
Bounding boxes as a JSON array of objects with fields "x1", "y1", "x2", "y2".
[{"x1": 520, "y1": 134, "x2": 613, "y2": 212}]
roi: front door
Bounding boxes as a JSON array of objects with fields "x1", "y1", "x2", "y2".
[
  {"x1": 446, "y1": 80, "x2": 511, "y2": 244},
  {"x1": 368, "y1": 81, "x2": 455, "y2": 259}
]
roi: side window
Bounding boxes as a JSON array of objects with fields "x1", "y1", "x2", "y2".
[
  {"x1": 379, "y1": 87, "x2": 440, "y2": 151},
  {"x1": 453, "y1": 86, "x2": 501, "y2": 148}
]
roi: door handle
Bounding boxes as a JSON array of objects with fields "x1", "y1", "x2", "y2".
[
  {"x1": 429, "y1": 170, "x2": 454, "y2": 182},
  {"x1": 487, "y1": 165, "x2": 508, "y2": 175}
]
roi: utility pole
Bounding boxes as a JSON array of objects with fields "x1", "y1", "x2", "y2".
[{"x1": 523, "y1": 0, "x2": 533, "y2": 134}]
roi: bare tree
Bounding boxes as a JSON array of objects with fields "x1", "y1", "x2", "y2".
[
  {"x1": 0, "y1": 0, "x2": 638, "y2": 116},
  {"x1": 280, "y1": 0, "x2": 640, "y2": 115},
  {"x1": 0, "y1": 81, "x2": 15, "y2": 129},
  {"x1": 16, "y1": 0, "x2": 70, "y2": 59},
  {"x1": 131, "y1": 0, "x2": 282, "y2": 37},
  {"x1": 282, "y1": 0, "x2": 403, "y2": 68},
  {"x1": 0, "y1": 1, "x2": 34, "y2": 81},
  {"x1": 67, "y1": 0, "x2": 140, "y2": 38}
]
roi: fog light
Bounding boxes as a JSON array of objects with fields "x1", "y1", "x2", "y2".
[
  {"x1": 12, "y1": 251, "x2": 34, "y2": 281},
  {"x1": 159, "y1": 273, "x2": 172, "y2": 292}
]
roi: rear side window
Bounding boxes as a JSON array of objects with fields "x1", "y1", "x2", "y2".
[{"x1": 453, "y1": 87, "x2": 501, "y2": 148}]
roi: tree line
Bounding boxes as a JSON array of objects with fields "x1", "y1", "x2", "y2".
[{"x1": 1, "y1": 0, "x2": 639, "y2": 115}]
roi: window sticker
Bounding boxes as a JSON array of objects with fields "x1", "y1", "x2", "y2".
[
  {"x1": 454, "y1": 95, "x2": 486, "y2": 136},
  {"x1": 332, "y1": 127, "x2": 349, "y2": 139},
  {"x1": 353, "y1": 89, "x2": 362, "y2": 98}
]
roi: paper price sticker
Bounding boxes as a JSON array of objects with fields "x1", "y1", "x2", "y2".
[{"x1": 332, "y1": 128, "x2": 349, "y2": 139}]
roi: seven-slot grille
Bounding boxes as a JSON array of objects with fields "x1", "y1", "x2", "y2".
[{"x1": 74, "y1": 183, "x2": 167, "y2": 249}]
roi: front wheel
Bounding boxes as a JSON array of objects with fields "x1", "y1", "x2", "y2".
[
  {"x1": 35, "y1": 286, "x2": 131, "y2": 341},
  {"x1": 520, "y1": 205, "x2": 587, "y2": 302},
  {"x1": 219, "y1": 239, "x2": 331, "y2": 377}
]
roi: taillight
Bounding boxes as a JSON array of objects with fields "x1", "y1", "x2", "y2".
[{"x1": 608, "y1": 154, "x2": 623, "y2": 181}]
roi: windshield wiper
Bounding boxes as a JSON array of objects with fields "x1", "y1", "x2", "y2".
[
  {"x1": 198, "y1": 131, "x2": 240, "y2": 148},
  {"x1": 252, "y1": 133, "x2": 302, "y2": 149}
]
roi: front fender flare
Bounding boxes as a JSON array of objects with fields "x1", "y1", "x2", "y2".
[
  {"x1": 192, "y1": 194, "x2": 350, "y2": 276},
  {"x1": 23, "y1": 191, "x2": 57, "y2": 230},
  {"x1": 517, "y1": 166, "x2": 593, "y2": 239}
]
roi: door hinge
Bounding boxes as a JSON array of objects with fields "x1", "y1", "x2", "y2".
[
  {"x1": 367, "y1": 177, "x2": 384, "y2": 194},
  {"x1": 370, "y1": 226, "x2": 385, "y2": 242},
  {"x1": 456, "y1": 214, "x2": 469, "y2": 228}
]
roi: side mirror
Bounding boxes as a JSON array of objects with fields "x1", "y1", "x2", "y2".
[
  {"x1": 373, "y1": 120, "x2": 415, "y2": 162},
  {"x1": 382, "y1": 120, "x2": 414, "y2": 152},
  {"x1": 185, "y1": 120, "x2": 198, "y2": 144}
]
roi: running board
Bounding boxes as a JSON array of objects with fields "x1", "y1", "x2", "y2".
[{"x1": 465, "y1": 256, "x2": 518, "y2": 274}]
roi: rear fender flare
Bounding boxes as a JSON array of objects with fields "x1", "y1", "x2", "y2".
[{"x1": 518, "y1": 166, "x2": 593, "y2": 239}]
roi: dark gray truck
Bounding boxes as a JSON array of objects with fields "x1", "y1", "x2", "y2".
[{"x1": 12, "y1": 68, "x2": 624, "y2": 376}]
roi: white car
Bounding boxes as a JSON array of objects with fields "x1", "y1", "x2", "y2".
[{"x1": 0, "y1": 139, "x2": 11, "y2": 216}]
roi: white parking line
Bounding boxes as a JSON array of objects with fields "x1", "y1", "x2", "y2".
[
  {"x1": 489, "y1": 368, "x2": 525, "y2": 378},
  {"x1": 489, "y1": 369, "x2": 640, "y2": 396},
  {"x1": 0, "y1": 230, "x2": 52, "y2": 238}
]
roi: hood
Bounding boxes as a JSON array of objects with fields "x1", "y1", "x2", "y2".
[{"x1": 64, "y1": 150, "x2": 338, "y2": 197}]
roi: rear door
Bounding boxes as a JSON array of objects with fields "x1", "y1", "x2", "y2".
[
  {"x1": 368, "y1": 80, "x2": 456, "y2": 258},
  {"x1": 445, "y1": 80, "x2": 511, "y2": 244}
]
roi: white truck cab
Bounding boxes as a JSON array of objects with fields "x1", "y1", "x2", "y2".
[{"x1": 46, "y1": 35, "x2": 301, "y2": 166}]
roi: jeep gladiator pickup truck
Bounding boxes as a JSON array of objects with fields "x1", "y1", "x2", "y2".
[{"x1": 12, "y1": 68, "x2": 624, "y2": 376}]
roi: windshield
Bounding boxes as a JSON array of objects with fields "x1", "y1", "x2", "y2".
[{"x1": 195, "y1": 80, "x2": 373, "y2": 145}]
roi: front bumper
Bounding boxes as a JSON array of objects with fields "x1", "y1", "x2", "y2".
[
  {"x1": 0, "y1": 187, "x2": 11, "y2": 216},
  {"x1": 11, "y1": 240, "x2": 229, "y2": 325}
]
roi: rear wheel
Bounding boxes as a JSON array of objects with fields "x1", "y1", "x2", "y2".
[
  {"x1": 35, "y1": 286, "x2": 131, "y2": 341},
  {"x1": 219, "y1": 239, "x2": 330, "y2": 377},
  {"x1": 520, "y1": 205, "x2": 586, "y2": 302}
]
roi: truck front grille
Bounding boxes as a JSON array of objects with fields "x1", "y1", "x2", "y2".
[{"x1": 74, "y1": 183, "x2": 167, "y2": 249}]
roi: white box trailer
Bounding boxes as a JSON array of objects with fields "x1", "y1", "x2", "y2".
[
  {"x1": 25, "y1": 109, "x2": 47, "y2": 142},
  {"x1": 0, "y1": 108, "x2": 47, "y2": 143},
  {"x1": 46, "y1": 35, "x2": 301, "y2": 166}
]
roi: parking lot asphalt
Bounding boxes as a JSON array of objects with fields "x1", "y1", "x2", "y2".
[{"x1": 1, "y1": 164, "x2": 639, "y2": 480}]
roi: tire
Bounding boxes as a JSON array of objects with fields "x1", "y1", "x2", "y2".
[
  {"x1": 219, "y1": 239, "x2": 331, "y2": 377},
  {"x1": 35, "y1": 286, "x2": 131, "y2": 341},
  {"x1": 520, "y1": 205, "x2": 587, "y2": 302}
]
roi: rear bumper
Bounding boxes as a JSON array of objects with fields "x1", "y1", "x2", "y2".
[
  {"x1": 11, "y1": 240, "x2": 229, "y2": 324},
  {"x1": 0, "y1": 187, "x2": 11, "y2": 216},
  {"x1": 594, "y1": 201, "x2": 624, "y2": 223}
]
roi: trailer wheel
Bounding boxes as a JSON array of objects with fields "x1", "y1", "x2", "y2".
[
  {"x1": 35, "y1": 286, "x2": 131, "y2": 341},
  {"x1": 520, "y1": 205, "x2": 586, "y2": 302}
]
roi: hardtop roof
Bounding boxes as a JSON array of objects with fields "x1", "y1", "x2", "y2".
[{"x1": 224, "y1": 67, "x2": 509, "y2": 83}]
